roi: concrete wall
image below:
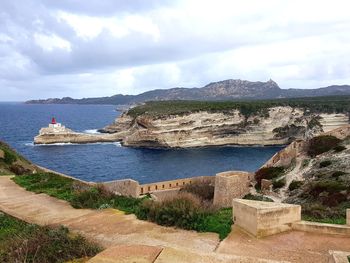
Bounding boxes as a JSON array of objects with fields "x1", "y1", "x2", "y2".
[
  {"x1": 232, "y1": 199, "x2": 301, "y2": 238},
  {"x1": 263, "y1": 140, "x2": 307, "y2": 168},
  {"x1": 213, "y1": 171, "x2": 252, "y2": 208},
  {"x1": 102, "y1": 179, "x2": 140, "y2": 198},
  {"x1": 139, "y1": 176, "x2": 214, "y2": 195},
  {"x1": 292, "y1": 221, "x2": 350, "y2": 237}
]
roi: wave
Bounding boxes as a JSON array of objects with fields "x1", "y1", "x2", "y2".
[
  {"x1": 25, "y1": 142, "x2": 121, "y2": 147},
  {"x1": 83, "y1": 129, "x2": 101, "y2": 134}
]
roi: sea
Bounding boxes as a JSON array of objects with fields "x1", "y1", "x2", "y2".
[{"x1": 0, "y1": 102, "x2": 282, "y2": 184}]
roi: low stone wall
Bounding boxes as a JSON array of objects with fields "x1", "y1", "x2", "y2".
[
  {"x1": 232, "y1": 199, "x2": 301, "y2": 238},
  {"x1": 263, "y1": 139, "x2": 307, "y2": 168},
  {"x1": 102, "y1": 179, "x2": 140, "y2": 197},
  {"x1": 292, "y1": 221, "x2": 350, "y2": 237},
  {"x1": 139, "y1": 176, "x2": 214, "y2": 195},
  {"x1": 213, "y1": 171, "x2": 252, "y2": 208}
]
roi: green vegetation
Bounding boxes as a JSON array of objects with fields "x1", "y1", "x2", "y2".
[
  {"x1": 307, "y1": 135, "x2": 341, "y2": 157},
  {"x1": 180, "y1": 180, "x2": 215, "y2": 201},
  {"x1": 13, "y1": 173, "x2": 232, "y2": 239},
  {"x1": 0, "y1": 141, "x2": 36, "y2": 175},
  {"x1": 243, "y1": 193, "x2": 274, "y2": 202},
  {"x1": 254, "y1": 166, "x2": 285, "y2": 189},
  {"x1": 319, "y1": 160, "x2": 332, "y2": 168},
  {"x1": 288, "y1": 180, "x2": 303, "y2": 191},
  {"x1": 302, "y1": 214, "x2": 346, "y2": 225},
  {"x1": 272, "y1": 178, "x2": 286, "y2": 189},
  {"x1": 0, "y1": 212, "x2": 101, "y2": 262},
  {"x1": 127, "y1": 95, "x2": 350, "y2": 118},
  {"x1": 333, "y1": 145, "x2": 346, "y2": 152},
  {"x1": 136, "y1": 193, "x2": 232, "y2": 240}
]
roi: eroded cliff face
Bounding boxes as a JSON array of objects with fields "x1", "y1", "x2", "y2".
[{"x1": 102, "y1": 107, "x2": 349, "y2": 148}]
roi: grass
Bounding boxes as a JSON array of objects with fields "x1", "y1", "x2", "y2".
[
  {"x1": 127, "y1": 95, "x2": 350, "y2": 118},
  {"x1": 13, "y1": 173, "x2": 233, "y2": 239},
  {"x1": 302, "y1": 215, "x2": 346, "y2": 225},
  {"x1": 0, "y1": 212, "x2": 101, "y2": 263}
]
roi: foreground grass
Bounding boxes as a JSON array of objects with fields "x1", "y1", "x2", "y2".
[
  {"x1": 0, "y1": 212, "x2": 101, "y2": 263},
  {"x1": 13, "y1": 173, "x2": 233, "y2": 239}
]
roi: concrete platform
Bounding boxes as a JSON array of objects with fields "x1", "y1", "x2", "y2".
[{"x1": 232, "y1": 199, "x2": 301, "y2": 238}]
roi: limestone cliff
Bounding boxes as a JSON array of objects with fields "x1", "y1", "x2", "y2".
[{"x1": 102, "y1": 107, "x2": 349, "y2": 148}]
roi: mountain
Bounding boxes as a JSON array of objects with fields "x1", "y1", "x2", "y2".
[{"x1": 25, "y1": 79, "x2": 350, "y2": 105}]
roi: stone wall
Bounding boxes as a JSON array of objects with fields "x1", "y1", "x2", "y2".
[
  {"x1": 139, "y1": 176, "x2": 214, "y2": 195},
  {"x1": 347, "y1": 209, "x2": 350, "y2": 226},
  {"x1": 232, "y1": 199, "x2": 301, "y2": 238},
  {"x1": 263, "y1": 139, "x2": 307, "y2": 168},
  {"x1": 213, "y1": 171, "x2": 252, "y2": 208},
  {"x1": 102, "y1": 179, "x2": 140, "y2": 198}
]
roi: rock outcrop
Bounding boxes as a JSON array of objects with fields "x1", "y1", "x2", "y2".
[
  {"x1": 102, "y1": 107, "x2": 349, "y2": 148},
  {"x1": 34, "y1": 125, "x2": 123, "y2": 145}
]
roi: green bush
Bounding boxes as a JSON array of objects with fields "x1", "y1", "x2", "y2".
[
  {"x1": 180, "y1": 180, "x2": 214, "y2": 201},
  {"x1": 288, "y1": 180, "x2": 303, "y2": 191},
  {"x1": 310, "y1": 180, "x2": 347, "y2": 194},
  {"x1": 319, "y1": 160, "x2": 332, "y2": 168},
  {"x1": 333, "y1": 145, "x2": 346, "y2": 152},
  {"x1": 0, "y1": 213, "x2": 101, "y2": 263},
  {"x1": 307, "y1": 135, "x2": 341, "y2": 157},
  {"x1": 331, "y1": 171, "x2": 346, "y2": 178},
  {"x1": 272, "y1": 179, "x2": 286, "y2": 189},
  {"x1": 3, "y1": 149, "x2": 17, "y2": 165},
  {"x1": 255, "y1": 167, "x2": 285, "y2": 189}
]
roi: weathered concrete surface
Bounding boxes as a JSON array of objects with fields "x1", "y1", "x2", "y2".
[
  {"x1": 88, "y1": 245, "x2": 163, "y2": 263},
  {"x1": 213, "y1": 171, "x2": 252, "y2": 208},
  {"x1": 0, "y1": 176, "x2": 219, "y2": 254},
  {"x1": 217, "y1": 226, "x2": 350, "y2": 263},
  {"x1": 102, "y1": 179, "x2": 140, "y2": 197},
  {"x1": 328, "y1": 250, "x2": 350, "y2": 263},
  {"x1": 232, "y1": 199, "x2": 301, "y2": 238},
  {"x1": 292, "y1": 221, "x2": 350, "y2": 236}
]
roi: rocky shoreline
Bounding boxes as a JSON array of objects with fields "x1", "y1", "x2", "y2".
[{"x1": 34, "y1": 105, "x2": 349, "y2": 147}]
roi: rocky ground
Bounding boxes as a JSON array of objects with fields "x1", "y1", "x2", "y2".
[{"x1": 256, "y1": 133, "x2": 350, "y2": 221}]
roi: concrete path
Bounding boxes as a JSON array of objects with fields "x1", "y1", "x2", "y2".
[
  {"x1": 2, "y1": 175, "x2": 350, "y2": 263},
  {"x1": 0, "y1": 176, "x2": 218, "y2": 253},
  {"x1": 217, "y1": 226, "x2": 350, "y2": 263}
]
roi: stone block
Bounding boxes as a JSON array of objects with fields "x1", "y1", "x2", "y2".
[
  {"x1": 102, "y1": 179, "x2": 140, "y2": 197},
  {"x1": 261, "y1": 179, "x2": 272, "y2": 192},
  {"x1": 232, "y1": 199, "x2": 301, "y2": 238},
  {"x1": 213, "y1": 171, "x2": 252, "y2": 208}
]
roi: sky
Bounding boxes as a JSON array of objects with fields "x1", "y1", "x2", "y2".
[{"x1": 0, "y1": 0, "x2": 350, "y2": 101}]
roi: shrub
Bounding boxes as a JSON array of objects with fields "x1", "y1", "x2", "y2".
[
  {"x1": 255, "y1": 167, "x2": 285, "y2": 189},
  {"x1": 310, "y1": 180, "x2": 347, "y2": 195},
  {"x1": 272, "y1": 179, "x2": 286, "y2": 189},
  {"x1": 319, "y1": 160, "x2": 332, "y2": 168},
  {"x1": 307, "y1": 135, "x2": 341, "y2": 157},
  {"x1": 331, "y1": 171, "x2": 346, "y2": 178},
  {"x1": 243, "y1": 193, "x2": 274, "y2": 202},
  {"x1": 288, "y1": 180, "x2": 303, "y2": 191},
  {"x1": 180, "y1": 180, "x2": 214, "y2": 201},
  {"x1": 3, "y1": 148, "x2": 17, "y2": 165},
  {"x1": 333, "y1": 145, "x2": 346, "y2": 152},
  {"x1": 0, "y1": 214, "x2": 101, "y2": 263}
]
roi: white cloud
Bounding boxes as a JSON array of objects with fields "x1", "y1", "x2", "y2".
[{"x1": 0, "y1": 0, "x2": 350, "y2": 100}]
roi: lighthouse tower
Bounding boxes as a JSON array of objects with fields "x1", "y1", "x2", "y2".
[{"x1": 48, "y1": 117, "x2": 62, "y2": 128}]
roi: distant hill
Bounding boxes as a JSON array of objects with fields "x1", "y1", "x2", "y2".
[{"x1": 25, "y1": 79, "x2": 350, "y2": 105}]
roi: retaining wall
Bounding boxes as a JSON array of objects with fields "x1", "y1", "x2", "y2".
[
  {"x1": 213, "y1": 171, "x2": 252, "y2": 208},
  {"x1": 139, "y1": 176, "x2": 214, "y2": 195},
  {"x1": 102, "y1": 179, "x2": 140, "y2": 197}
]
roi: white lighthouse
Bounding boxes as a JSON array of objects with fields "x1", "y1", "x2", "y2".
[{"x1": 39, "y1": 117, "x2": 69, "y2": 135}]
